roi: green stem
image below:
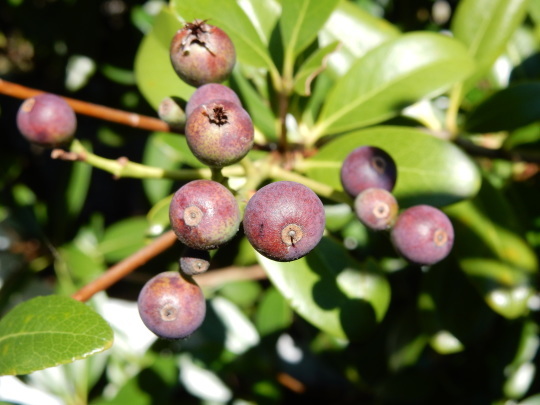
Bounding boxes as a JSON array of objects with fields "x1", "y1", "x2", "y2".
[
  {"x1": 269, "y1": 165, "x2": 352, "y2": 205},
  {"x1": 445, "y1": 83, "x2": 463, "y2": 138},
  {"x1": 235, "y1": 156, "x2": 272, "y2": 215},
  {"x1": 62, "y1": 139, "x2": 243, "y2": 181}
]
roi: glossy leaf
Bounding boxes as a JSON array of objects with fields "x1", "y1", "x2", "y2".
[
  {"x1": 134, "y1": 6, "x2": 194, "y2": 110},
  {"x1": 445, "y1": 180, "x2": 538, "y2": 319},
  {"x1": 237, "y1": 0, "x2": 281, "y2": 44},
  {"x1": 258, "y1": 236, "x2": 390, "y2": 341},
  {"x1": 147, "y1": 194, "x2": 172, "y2": 236},
  {"x1": 99, "y1": 217, "x2": 149, "y2": 262},
  {"x1": 319, "y1": 0, "x2": 400, "y2": 76},
  {"x1": 465, "y1": 83, "x2": 540, "y2": 132},
  {"x1": 451, "y1": 0, "x2": 530, "y2": 89},
  {"x1": 293, "y1": 41, "x2": 340, "y2": 96},
  {"x1": 0, "y1": 296, "x2": 113, "y2": 376},
  {"x1": 280, "y1": 0, "x2": 339, "y2": 58},
  {"x1": 314, "y1": 32, "x2": 475, "y2": 137},
  {"x1": 171, "y1": 0, "x2": 276, "y2": 71},
  {"x1": 305, "y1": 126, "x2": 481, "y2": 207}
]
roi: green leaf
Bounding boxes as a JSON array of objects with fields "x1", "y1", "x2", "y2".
[
  {"x1": 147, "y1": 194, "x2": 173, "y2": 236},
  {"x1": 280, "y1": 0, "x2": 339, "y2": 58},
  {"x1": 465, "y1": 83, "x2": 540, "y2": 133},
  {"x1": 314, "y1": 32, "x2": 475, "y2": 137},
  {"x1": 445, "y1": 180, "x2": 538, "y2": 319},
  {"x1": 66, "y1": 140, "x2": 93, "y2": 219},
  {"x1": 171, "y1": 0, "x2": 277, "y2": 71},
  {"x1": 255, "y1": 287, "x2": 293, "y2": 336},
  {"x1": 319, "y1": 0, "x2": 400, "y2": 76},
  {"x1": 237, "y1": 0, "x2": 281, "y2": 44},
  {"x1": 99, "y1": 217, "x2": 149, "y2": 262},
  {"x1": 451, "y1": 0, "x2": 530, "y2": 90},
  {"x1": 258, "y1": 236, "x2": 390, "y2": 341},
  {"x1": 293, "y1": 41, "x2": 340, "y2": 96},
  {"x1": 134, "y1": 6, "x2": 194, "y2": 110},
  {"x1": 0, "y1": 295, "x2": 113, "y2": 376},
  {"x1": 305, "y1": 126, "x2": 481, "y2": 207}
]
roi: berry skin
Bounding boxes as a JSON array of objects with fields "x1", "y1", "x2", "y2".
[
  {"x1": 16, "y1": 93, "x2": 77, "y2": 147},
  {"x1": 170, "y1": 19, "x2": 236, "y2": 87},
  {"x1": 180, "y1": 247, "x2": 211, "y2": 275},
  {"x1": 138, "y1": 271, "x2": 206, "y2": 339},
  {"x1": 169, "y1": 180, "x2": 241, "y2": 250},
  {"x1": 390, "y1": 205, "x2": 454, "y2": 266},
  {"x1": 185, "y1": 99, "x2": 254, "y2": 168},
  {"x1": 340, "y1": 146, "x2": 397, "y2": 198},
  {"x1": 185, "y1": 83, "x2": 242, "y2": 117},
  {"x1": 354, "y1": 188, "x2": 398, "y2": 231},
  {"x1": 243, "y1": 181, "x2": 326, "y2": 262}
]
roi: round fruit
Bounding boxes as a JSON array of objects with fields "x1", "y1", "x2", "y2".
[
  {"x1": 137, "y1": 271, "x2": 206, "y2": 339},
  {"x1": 390, "y1": 205, "x2": 454, "y2": 265},
  {"x1": 169, "y1": 179, "x2": 241, "y2": 250},
  {"x1": 180, "y1": 247, "x2": 211, "y2": 275},
  {"x1": 243, "y1": 181, "x2": 325, "y2": 262},
  {"x1": 185, "y1": 83, "x2": 242, "y2": 117},
  {"x1": 185, "y1": 99, "x2": 254, "y2": 167},
  {"x1": 158, "y1": 97, "x2": 186, "y2": 128},
  {"x1": 170, "y1": 19, "x2": 236, "y2": 87},
  {"x1": 16, "y1": 93, "x2": 77, "y2": 147},
  {"x1": 340, "y1": 146, "x2": 397, "y2": 198},
  {"x1": 354, "y1": 188, "x2": 398, "y2": 231}
]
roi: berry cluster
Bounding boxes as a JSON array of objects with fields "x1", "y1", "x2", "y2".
[{"x1": 341, "y1": 146, "x2": 455, "y2": 266}]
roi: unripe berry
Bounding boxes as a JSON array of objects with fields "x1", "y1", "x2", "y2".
[
  {"x1": 170, "y1": 20, "x2": 236, "y2": 87},
  {"x1": 138, "y1": 271, "x2": 206, "y2": 339},
  {"x1": 390, "y1": 205, "x2": 454, "y2": 265},
  {"x1": 185, "y1": 100, "x2": 254, "y2": 168},
  {"x1": 169, "y1": 180, "x2": 241, "y2": 250},
  {"x1": 180, "y1": 247, "x2": 211, "y2": 275},
  {"x1": 185, "y1": 83, "x2": 242, "y2": 117},
  {"x1": 16, "y1": 93, "x2": 77, "y2": 147},
  {"x1": 243, "y1": 181, "x2": 325, "y2": 262},
  {"x1": 340, "y1": 146, "x2": 397, "y2": 198},
  {"x1": 354, "y1": 188, "x2": 398, "y2": 231},
  {"x1": 158, "y1": 97, "x2": 186, "y2": 128}
]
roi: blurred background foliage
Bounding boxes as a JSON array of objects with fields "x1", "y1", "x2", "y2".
[{"x1": 1, "y1": 0, "x2": 540, "y2": 404}]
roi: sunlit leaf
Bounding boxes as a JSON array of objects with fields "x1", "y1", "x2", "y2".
[
  {"x1": 305, "y1": 126, "x2": 481, "y2": 207},
  {"x1": 0, "y1": 296, "x2": 113, "y2": 376},
  {"x1": 314, "y1": 32, "x2": 475, "y2": 137},
  {"x1": 293, "y1": 41, "x2": 340, "y2": 96}
]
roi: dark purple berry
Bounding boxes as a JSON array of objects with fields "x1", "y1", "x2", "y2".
[
  {"x1": 180, "y1": 247, "x2": 211, "y2": 275},
  {"x1": 390, "y1": 205, "x2": 454, "y2": 265},
  {"x1": 169, "y1": 180, "x2": 241, "y2": 250},
  {"x1": 16, "y1": 93, "x2": 77, "y2": 147},
  {"x1": 185, "y1": 99, "x2": 254, "y2": 168},
  {"x1": 354, "y1": 188, "x2": 398, "y2": 231},
  {"x1": 243, "y1": 181, "x2": 325, "y2": 262},
  {"x1": 170, "y1": 19, "x2": 236, "y2": 87},
  {"x1": 185, "y1": 83, "x2": 242, "y2": 117},
  {"x1": 340, "y1": 146, "x2": 397, "y2": 198},
  {"x1": 138, "y1": 271, "x2": 206, "y2": 339}
]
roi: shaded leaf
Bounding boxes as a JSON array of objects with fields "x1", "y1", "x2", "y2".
[
  {"x1": 134, "y1": 6, "x2": 194, "y2": 110},
  {"x1": 280, "y1": 0, "x2": 339, "y2": 58},
  {"x1": 465, "y1": 83, "x2": 540, "y2": 133},
  {"x1": 305, "y1": 126, "x2": 481, "y2": 207},
  {"x1": 293, "y1": 41, "x2": 340, "y2": 96},
  {"x1": 258, "y1": 236, "x2": 390, "y2": 341},
  {"x1": 0, "y1": 296, "x2": 113, "y2": 376},
  {"x1": 314, "y1": 32, "x2": 475, "y2": 137},
  {"x1": 255, "y1": 287, "x2": 293, "y2": 336},
  {"x1": 451, "y1": 0, "x2": 530, "y2": 90},
  {"x1": 99, "y1": 217, "x2": 149, "y2": 262}
]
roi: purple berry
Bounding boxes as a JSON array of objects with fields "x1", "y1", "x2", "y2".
[
  {"x1": 185, "y1": 99, "x2": 254, "y2": 168},
  {"x1": 390, "y1": 205, "x2": 454, "y2": 265},
  {"x1": 16, "y1": 93, "x2": 77, "y2": 147},
  {"x1": 340, "y1": 146, "x2": 397, "y2": 198},
  {"x1": 180, "y1": 247, "x2": 211, "y2": 275},
  {"x1": 169, "y1": 180, "x2": 241, "y2": 250},
  {"x1": 185, "y1": 83, "x2": 242, "y2": 117},
  {"x1": 354, "y1": 188, "x2": 398, "y2": 231},
  {"x1": 243, "y1": 181, "x2": 326, "y2": 262},
  {"x1": 138, "y1": 271, "x2": 206, "y2": 339},
  {"x1": 170, "y1": 20, "x2": 236, "y2": 87}
]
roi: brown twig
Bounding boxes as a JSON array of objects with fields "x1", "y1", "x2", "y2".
[
  {"x1": 72, "y1": 230, "x2": 178, "y2": 302},
  {"x1": 0, "y1": 78, "x2": 182, "y2": 134},
  {"x1": 194, "y1": 264, "x2": 266, "y2": 288}
]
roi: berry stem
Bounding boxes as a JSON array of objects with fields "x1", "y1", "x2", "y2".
[
  {"x1": 269, "y1": 165, "x2": 352, "y2": 205},
  {"x1": 445, "y1": 83, "x2": 463, "y2": 138},
  {"x1": 53, "y1": 139, "x2": 244, "y2": 180},
  {"x1": 0, "y1": 79, "x2": 181, "y2": 133},
  {"x1": 72, "y1": 230, "x2": 178, "y2": 302}
]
